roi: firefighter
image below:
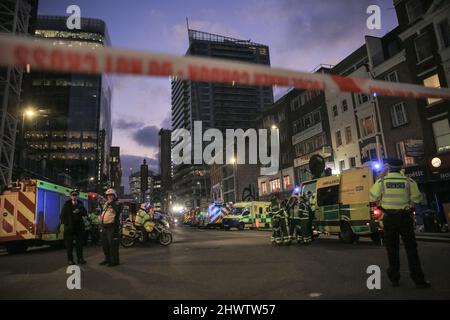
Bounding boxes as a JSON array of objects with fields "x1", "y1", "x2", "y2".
[
  {"x1": 60, "y1": 190, "x2": 87, "y2": 265},
  {"x1": 99, "y1": 188, "x2": 121, "y2": 267},
  {"x1": 268, "y1": 194, "x2": 283, "y2": 244},
  {"x1": 287, "y1": 196, "x2": 302, "y2": 243},
  {"x1": 280, "y1": 199, "x2": 291, "y2": 245},
  {"x1": 298, "y1": 195, "x2": 312, "y2": 244},
  {"x1": 369, "y1": 158, "x2": 430, "y2": 288}
]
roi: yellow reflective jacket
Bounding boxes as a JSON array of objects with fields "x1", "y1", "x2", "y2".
[
  {"x1": 369, "y1": 172, "x2": 421, "y2": 210},
  {"x1": 135, "y1": 209, "x2": 151, "y2": 226}
]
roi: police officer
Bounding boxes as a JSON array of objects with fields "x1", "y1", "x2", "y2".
[
  {"x1": 369, "y1": 158, "x2": 430, "y2": 288},
  {"x1": 60, "y1": 190, "x2": 87, "y2": 265},
  {"x1": 135, "y1": 202, "x2": 152, "y2": 242},
  {"x1": 100, "y1": 188, "x2": 121, "y2": 267}
]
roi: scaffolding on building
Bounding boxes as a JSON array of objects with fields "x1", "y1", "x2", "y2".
[{"x1": 0, "y1": 0, "x2": 33, "y2": 188}]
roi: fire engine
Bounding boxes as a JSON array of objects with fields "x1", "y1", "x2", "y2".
[{"x1": 0, "y1": 179, "x2": 88, "y2": 253}]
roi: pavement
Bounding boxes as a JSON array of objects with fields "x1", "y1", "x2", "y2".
[{"x1": 0, "y1": 226, "x2": 449, "y2": 300}]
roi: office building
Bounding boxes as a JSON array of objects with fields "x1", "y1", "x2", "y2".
[{"x1": 20, "y1": 15, "x2": 112, "y2": 191}]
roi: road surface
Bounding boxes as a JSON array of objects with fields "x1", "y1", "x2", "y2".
[{"x1": 1, "y1": 226, "x2": 449, "y2": 299}]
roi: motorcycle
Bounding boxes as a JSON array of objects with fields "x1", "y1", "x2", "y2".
[{"x1": 121, "y1": 217, "x2": 173, "y2": 247}]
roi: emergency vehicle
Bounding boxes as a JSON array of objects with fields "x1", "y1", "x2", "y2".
[
  {"x1": 0, "y1": 179, "x2": 88, "y2": 253},
  {"x1": 302, "y1": 166, "x2": 382, "y2": 243},
  {"x1": 200, "y1": 201, "x2": 230, "y2": 229},
  {"x1": 222, "y1": 201, "x2": 271, "y2": 230}
]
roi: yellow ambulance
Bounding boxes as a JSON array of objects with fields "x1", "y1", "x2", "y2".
[
  {"x1": 222, "y1": 201, "x2": 271, "y2": 230},
  {"x1": 302, "y1": 166, "x2": 382, "y2": 243}
]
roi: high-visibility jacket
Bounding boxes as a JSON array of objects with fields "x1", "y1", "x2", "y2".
[
  {"x1": 269, "y1": 203, "x2": 286, "y2": 219},
  {"x1": 291, "y1": 202, "x2": 309, "y2": 219},
  {"x1": 369, "y1": 172, "x2": 421, "y2": 210},
  {"x1": 309, "y1": 195, "x2": 316, "y2": 211},
  {"x1": 88, "y1": 212, "x2": 100, "y2": 225},
  {"x1": 135, "y1": 208, "x2": 151, "y2": 226}
]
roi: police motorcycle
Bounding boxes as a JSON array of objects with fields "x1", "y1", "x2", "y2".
[{"x1": 121, "y1": 211, "x2": 173, "y2": 247}]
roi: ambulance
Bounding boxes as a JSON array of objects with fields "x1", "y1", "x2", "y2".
[
  {"x1": 301, "y1": 166, "x2": 382, "y2": 243},
  {"x1": 221, "y1": 201, "x2": 271, "y2": 230},
  {"x1": 195, "y1": 202, "x2": 229, "y2": 228},
  {"x1": 0, "y1": 179, "x2": 88, "y2": 253}
]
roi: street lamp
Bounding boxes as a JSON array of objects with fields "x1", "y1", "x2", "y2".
[
  {"x1": 197, "y1": 181, "x2": 202, "y2": 207},
  {"x1": 230, "y1": 157, "x2": 238, "y2": 202}
]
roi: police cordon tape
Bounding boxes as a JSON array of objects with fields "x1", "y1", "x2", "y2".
[{"x1": 1, "y1": 34, "x2": 450, "y2": 100}]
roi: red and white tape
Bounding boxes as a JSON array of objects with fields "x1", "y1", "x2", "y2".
[{"x1": 0, "y1": 34, "x2": 450, "y2": 100}]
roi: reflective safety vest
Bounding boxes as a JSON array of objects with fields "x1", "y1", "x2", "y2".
[
  {"x1": 135, "y1": 209, "x2": 151, "y2": 226},
  {"x1": 269, "y1": 203, "x2": 286, "y2": 219},
  {"x1": 308, "y1": 195, "x2": 316, "y2": 211},
  {"x1": 369, "y1": 172, "x2": 422, "y2": 210},
  {"x1": 291, "y1": 202, "x2": 309, "y2": 219},
  {"x1": 88, "y1": 212, "x2": 100, "y2": 225}
]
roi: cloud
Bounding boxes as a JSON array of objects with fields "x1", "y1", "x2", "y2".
[
  {"x1": 132, "y1": 125, "x2": 160, "y2": 148},
  {"x1": 160, "y1": 112, "x2": 171, "y2": 129},
  {"x1": 113, "y1": 119, "x2": 145, "y2": 130}
]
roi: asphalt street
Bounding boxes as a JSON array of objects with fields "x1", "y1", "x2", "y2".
[{"x1": 0, "y1": 226, "x2": 449, "y2": 299}]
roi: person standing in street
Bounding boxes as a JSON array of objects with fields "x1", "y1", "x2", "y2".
[
  {"x1": 269, "y1": 194, "x2": 284, "y2": 244},
  {"x1": 60, "y1": 190, "x2": 87, "y2": 265},
  {"x1": 298, "y1": 195, "x2": 312, "y2": 244},
  {"x1": 287, "y1": 196, "x2": 301, "y2": 243},
  {"x1": 100, "y1": 188, "x2": 121, "y2": 267},
  {"x1": 369, "y1": 158, "x2": 430, "y2": 288}
]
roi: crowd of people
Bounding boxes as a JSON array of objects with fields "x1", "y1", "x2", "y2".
[{"x1": 268, "y1": 192, "x2": 315, "y2": 245}]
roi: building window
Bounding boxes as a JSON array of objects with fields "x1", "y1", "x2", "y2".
[
  {"x1": 283, "y1": 175, "x2": 291, "y2": 189},
  {"x1": 396, "y1": 142, "x2": 416, "y2": 166},
  {"x1": 339, "y1": 160, "x2": 345, "y2": 171},
  {"x1": 356, "y1": 93, "x2": 370, "y2": 106},
  {"x1": 390, "y1": 102, "x2": 408, "y2": 127},
  {"x1": 423, "y1": 74, "x2": 442, "y2": 105},
  {"x1": 439, "y1": 19, "x2": 450, "y2": 48},
  {"x1": 313, "y1": 110, "x2": 321, "y2": 123},
  {"x1": 336, "y1": 130, "x2": 342, "y2": 147},
  {"x1": 342, "y1": 99, "x2": 348, "y2": 112},
  {"x1": 261, "y1": 181, "x2": 267, "y2": 194},
  {"x1": 345, "y1": 126, "x2": 352, "y2": 144},
  {"x1": 361, "y1": 116, "x2": 375, "y2": 137},
  {"x1": 303, "y1": 114, "x2": 312, "y2": 128},
  {"x1": 385, "y1": 70, "x2": 399, "y2": 82},
  {"x1": 269, "y1": 179, "x2": 281, "y2": 192},
  {"x1": 414, "y1": 32, "x2": 433, "y2": 63},
  {"x1": 406, "y1": 0, "x2": 423, "y2": 23},
  {"x1": 432, "y1": 119, "x2": 450, "y2": 153},
  {"x1": 349, "y1": 157, "x2": 356, "y2": 168},
  {"x1": 332, "y1": 105, "x2": 338, "y2": 117}
]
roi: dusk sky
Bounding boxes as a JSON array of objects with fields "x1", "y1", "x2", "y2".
[{"x1": 38, "y1": 0, "x2": 399, "y2": 193}]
